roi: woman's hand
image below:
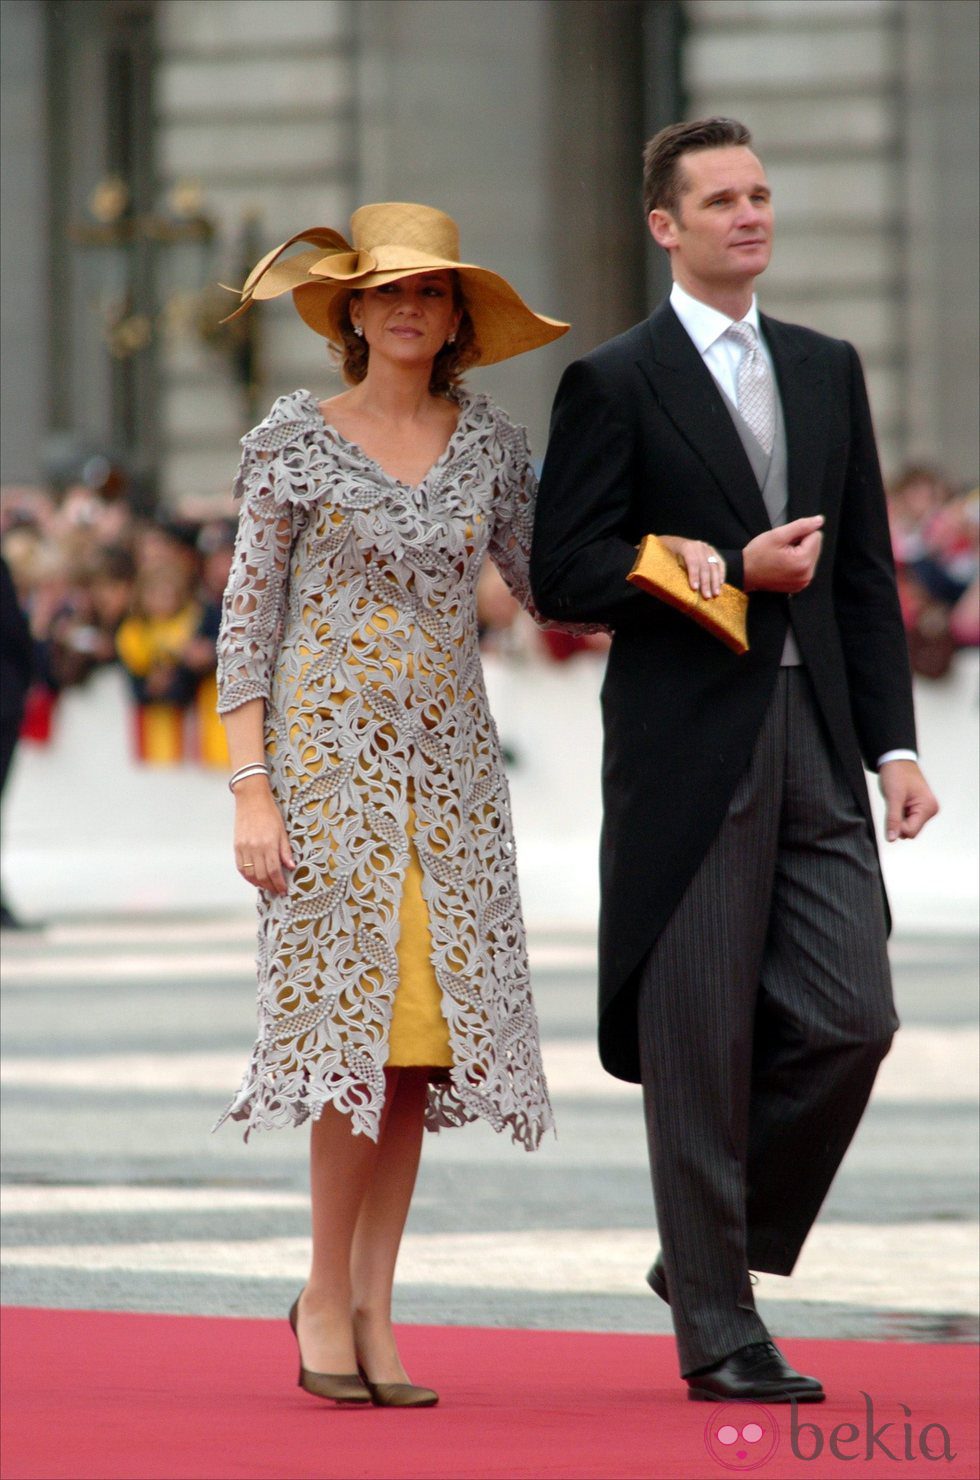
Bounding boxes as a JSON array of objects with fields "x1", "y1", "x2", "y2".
[
  {"x1": 233, "y1": 777, "x2": 295, "y2": 894},
  {"x1": 659, "y1": 536, "x2": 726, "y2": 598}
]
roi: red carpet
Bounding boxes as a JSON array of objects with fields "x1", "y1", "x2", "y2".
[{"x1": 2, "y1": 1307, "x2": 977, "y2": 1480}]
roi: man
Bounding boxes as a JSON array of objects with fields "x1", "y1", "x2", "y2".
[
  {"x1": 0, "y1": 554, "x2": 35, "y2": 930},
  {"x1": 530, "y1": 118, "x2": 938, "y2": 1403}
]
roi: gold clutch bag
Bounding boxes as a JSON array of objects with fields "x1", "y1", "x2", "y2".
[{"x1": 627, "y1": 534, "x2": 749, "y2": 655}]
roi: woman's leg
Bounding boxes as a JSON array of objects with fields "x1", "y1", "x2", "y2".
[
  {"x1": 350, "y1": 1067, "x2": 429, "y2": 1382},
  {"x1": 296, "y1": 1095, "x2": 386, "y2": 1375}
]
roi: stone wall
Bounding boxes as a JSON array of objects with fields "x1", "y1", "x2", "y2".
[
  {"x1": 0, "y1": 0, "x2": 49, "y2": 485},
  {"x1": 681, "y1": 0, "x2": 909, "y2": 474},
  {"x1": 155, "y1": 0, "x2": 356, "y2": 505},
  {"x1": 681, "y1": 0, "x2": 979, "y2": 483},
  {"x1": 903, "y1": 0, "x2": 980, "y2": 483}
]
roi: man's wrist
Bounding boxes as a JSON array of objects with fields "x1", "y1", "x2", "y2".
[{"x1": 718, "y1": 548, "x2": 744, "y2": 589}]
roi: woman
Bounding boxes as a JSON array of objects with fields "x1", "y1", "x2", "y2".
[{"x1": 215, "y1": 203, "x2": 570, "y2": 1408}]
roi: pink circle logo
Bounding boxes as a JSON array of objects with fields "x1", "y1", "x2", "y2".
[{"x1": 704, "y1": 1405, "x2": 780, "y2": 1470}]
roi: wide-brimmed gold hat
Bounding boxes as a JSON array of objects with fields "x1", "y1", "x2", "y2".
[{"x1": 223, "y1": 202, "x2": 569, "y2": 366}]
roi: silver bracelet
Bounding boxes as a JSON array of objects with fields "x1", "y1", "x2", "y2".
[{"x1": 228, "y1": 763, "x2": 271, "y2": 794}]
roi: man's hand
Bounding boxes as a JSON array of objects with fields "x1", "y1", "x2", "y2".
[
  {"x1": 744, "y1": 516, "x2": 824, "y2": 593},
  {"x1": 878, "y1": 759, "x2": 939, "y2": 841}
]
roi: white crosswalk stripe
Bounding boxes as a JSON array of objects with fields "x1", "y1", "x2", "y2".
[
  {"x1": 2, "y1": 1223, "x2": 977, "y2": 1313},
  {"x1": 0, "y1": 936, "x2": 596, "y2": 983},
  {"x1": 2, "y1": 1029, "x2": 977, "y2": 1103}
]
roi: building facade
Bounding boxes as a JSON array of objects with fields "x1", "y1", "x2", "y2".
[{"x1": 1, "y1": 0, "x2": 977, "y2": 508}]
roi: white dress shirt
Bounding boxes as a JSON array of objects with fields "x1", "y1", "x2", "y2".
[
  {"x1": 668, "y1": 282, "x2": 916, "y2": 770},
  {"x1": 669, "y1": 280, "x2": 775, "y2": 402}
]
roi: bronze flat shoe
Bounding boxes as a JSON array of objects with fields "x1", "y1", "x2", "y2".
[
  {"x1": 288, "y1": 1297, "x2": 371, "y2": 1405},
  {"x1": 359, "y1": 1367, "x2": 439, "y2": 1408}
]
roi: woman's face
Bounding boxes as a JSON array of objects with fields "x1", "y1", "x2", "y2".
[{"x1": 348, "y1": 271, "x2": 461, "y2": 370}]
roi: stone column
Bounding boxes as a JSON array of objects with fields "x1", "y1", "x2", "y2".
[{"x1": 155, "y1": 0, "x2": 356, "y2": 505}]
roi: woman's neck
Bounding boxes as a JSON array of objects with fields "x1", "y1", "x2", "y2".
[{"x1": 346, "y1": 358, "x2": 441, "y2": 424}]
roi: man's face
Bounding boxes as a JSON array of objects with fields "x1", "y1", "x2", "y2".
[{"x1": 649, "y1": 145, "x2": 773, "y2": 297}]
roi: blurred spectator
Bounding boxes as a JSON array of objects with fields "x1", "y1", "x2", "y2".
[
  {"x1": 115, "y1": 562, "x2": 204, "y2": 764},
  {"x1": 0, "y1": 554, "x2": 35, "y2": 929},
  {"x1": 888, "y1": 464, "x2": 951, "y2": 569},
  {"x1": 943, "y1": 489, "x2": 980, "y2": 649},
  {"x1": 888, "y1": 465, "x2": 978, "y2": 678},
  {"x1": 911, "y1": 488, "x2": 979, "y2": 611},
  {"x1": 191, "y1": 521, "x2": 235, "y2": 766},
  {"x1": 42, "y1": 546, "x2": 136, "y2": 692},
  {"x1": 60, "y1": 483, "x2": 133, "y2": 558},
  {"x1": 90, "y1": 545, "x2": 138, "y2": 644},
  {"x1": 132, "y1": 518, "x2": 199, "y2": 581},
  {"x1": 0, "y1": 485, "x2": 59, "y2": 542},
  {"x1": 2, "y1": 522, "x2": 69, "y2": 742},
  {"x1": 538, "y1": 627, "x2": 612, "y2": 662}
]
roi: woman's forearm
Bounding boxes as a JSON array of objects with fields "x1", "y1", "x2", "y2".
[
  {"x1": 221, "y1": 698, "x2": 268, "y2": 771},
  {"x1": 222, "y1": 695, "x2": 292, "y2": 892}
]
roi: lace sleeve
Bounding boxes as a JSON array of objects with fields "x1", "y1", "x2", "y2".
[
  {"x1": 487, "y1": 412, "x2": 545, "y2": 619},
  {"x1": 489, "y1": 409, "x2": 605, "y2": 634},
  {"x1": 216, "y1": 449, "x2": 299, "y2": 714}
]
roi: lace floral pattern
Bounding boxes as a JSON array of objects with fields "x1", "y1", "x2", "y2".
[{"x1": 216, "y1": 389, "x2": 555, "y2": 1148}]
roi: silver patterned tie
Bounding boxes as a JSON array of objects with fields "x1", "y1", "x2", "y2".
[{"x1": 727, "y1": 319, "x2": 775, "y2": 455}]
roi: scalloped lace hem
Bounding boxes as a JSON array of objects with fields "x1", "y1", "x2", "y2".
[{"x1": 212, "y1": 1073, "x2": 553, "y2": 1152}]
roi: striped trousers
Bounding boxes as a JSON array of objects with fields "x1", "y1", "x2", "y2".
[{"x1": 637, "y1": 669, "x2": 898, "y2": 1375}]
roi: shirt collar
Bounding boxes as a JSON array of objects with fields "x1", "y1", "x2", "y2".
[{"x1": 669, "y1": 280, "x2": 761, "y2": 354}]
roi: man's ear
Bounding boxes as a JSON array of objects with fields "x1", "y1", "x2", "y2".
[{"x1": 648, "y1": 208, "x2": 679, "y2": 251}]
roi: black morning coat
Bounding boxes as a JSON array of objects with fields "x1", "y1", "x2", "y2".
[{"x1": 530, "y1": 300, "x2": 917, "y2": 1084}]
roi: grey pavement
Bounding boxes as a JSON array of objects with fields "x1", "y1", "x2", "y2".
[{"x1": 2, "y1": 916, "x2": 977, "y2": 1349}]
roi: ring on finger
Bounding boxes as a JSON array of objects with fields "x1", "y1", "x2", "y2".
[
  {"x1": 706, "y1": 555, "x2": 721, "y2": 566},
  {"x1": 240, "y1": 863, "x2": 256, "y2": 872}
]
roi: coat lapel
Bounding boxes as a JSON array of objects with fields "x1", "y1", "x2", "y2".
[
  {"x1": 760, "y1": 313, "x2": 831, "y2": 522},
  {"x1": 637, "y1": 302, "x2": 771, "y2": 537}
]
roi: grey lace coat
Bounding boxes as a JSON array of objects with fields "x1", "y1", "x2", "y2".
[{"x1": 215, "y1": 388, "x2": 554, "y2": 1147}]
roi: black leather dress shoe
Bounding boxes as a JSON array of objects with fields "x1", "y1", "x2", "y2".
[
  {"x1": 646, "y1": 1253, "x2": 669, "y2": 1304},
  {"x1": 685, "y1": 1341, "x2": 825, "y2": 1403}
]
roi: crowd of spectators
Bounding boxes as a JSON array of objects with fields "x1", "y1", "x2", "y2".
[
  {"x1": 1, "y1": 455, "x2": 975, "y2": 773},
  {"x1": 0, "y1": 472, "x2": 234, "y2": 766}
]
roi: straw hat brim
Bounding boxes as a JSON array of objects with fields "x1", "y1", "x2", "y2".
[
  {"x1": 223, "y1": 230, "x2": 568, "y2": 367},
  {"x1": 296, "y1": 259, "x2": 567, "y2": 367}
]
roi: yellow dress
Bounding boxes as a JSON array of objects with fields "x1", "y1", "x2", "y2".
[
  {"x1": 388, "y1": 808, "x2": 453, "y2": 1068},
  {"x1": 293, "y1": 651, "x2": 452, "y2": 1072}
]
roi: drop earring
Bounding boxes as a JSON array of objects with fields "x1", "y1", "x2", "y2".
[
  {"x1": 354, "y1": 325, "x2": 364, "y2": 338},
  {"x1": 446, "y1": 332, "x2": 456, "y2": 345}
]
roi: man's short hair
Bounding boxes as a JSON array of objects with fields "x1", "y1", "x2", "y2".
[{"x1": 642, "y1": 117, "x2": 753, "y2": 217}]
